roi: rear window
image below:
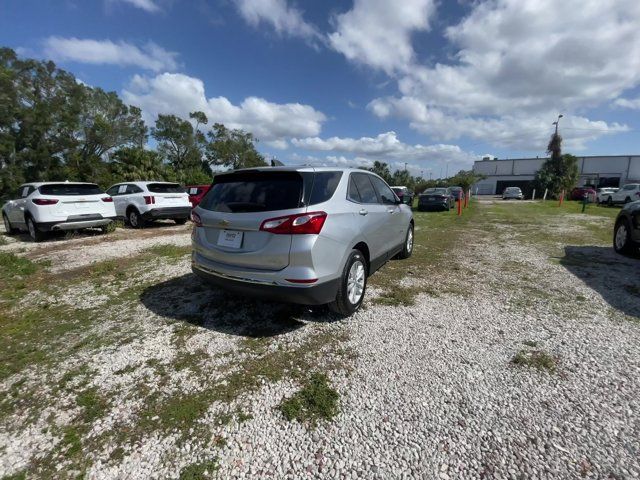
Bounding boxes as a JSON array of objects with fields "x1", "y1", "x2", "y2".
[
  {"x1": 147, "y1": 183, "x2": 185, "y2": 193},
  {"x1": 39, "y1": 184, "x2": 103, "y2": 196},
  {"x1": 200, "y1": 172, "x2": 304, "y2": 213}
]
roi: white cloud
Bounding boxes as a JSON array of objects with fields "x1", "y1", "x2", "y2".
[
  {"x1": 236, "y1": 0, "x2": 321, "y2": 44},
  {"x1": 291, "y1": 131, "x2": 475, "y2": 173},
  {"x1": 107, "y1": 0, "x2": 161, "y2": 13},
  {"x1": 351, "y1": 0, "x2": 640, "y2": 150},
  {"x1": 369, "y1": 97, "x2": 628, "y2": 150},
  {"x1": 122, "y1": 73, "x2": 327, "y2": 141},
  {"x1": 44, "y1": 37, "x2": 178, "y2": 72},
  {"x1": 614, "y1": 97, "x2": 640, "y2": 110},
  {"x1": 328, "y1": 0, "x2": 435, "y2": 75}
]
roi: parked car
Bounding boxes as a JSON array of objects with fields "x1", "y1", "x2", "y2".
[
  {"x1": 502, "y1": 186, "x2": 524, "y2": 200},
  {"x1": 570, "y1": 186, "x2": 597, "y2": 201},
  {"x1": 2, "y1": 182, "x2": 117, "y2": 242},
  {"x1": 596, "y1": 187, "x2": 619, "y2": 204},
  {"x1": 418, "y1": 188, "x2": 454, "y2": 211},
  {"x1": 105, "y1": 181, "x2": 191, "y2": 228},
  {"x1": 613, "y1": 199, "x2": 640, "y2": 254},
  {"x1": 391, "y1": 186, "x2": 414, "y2": 206},
  {"x1": 186, "y1": 185, "x2": 212, "y2": 208},
  {"x1": 602, "y1": 184, "x2": 640, "y2": 206},
  {"x1": 448, "y1": 186, "x2": 465, "y2": 200},
  {"x1": 191, "y1": 167, "x2": 414, "y2": 316}
]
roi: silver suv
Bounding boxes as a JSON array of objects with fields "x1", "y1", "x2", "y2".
[{"x1": 191, "y1": 167, "x2": 414, "y2": 315}]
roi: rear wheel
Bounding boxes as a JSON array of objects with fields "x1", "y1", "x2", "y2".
[
  {"x1": 607, "y1": 197, "x2": 613, "y2": 206},
  {"x1": 625, "y1": 197, "x2": 632, "y2": 204},
  {"x1": 26, "y1": 216, "x2": 46, "y2": 242},
  {"x1": 128, "y1": 209, "x2": 145, "y2": 229},
  {"x1": 397, "y1": 223, "x2": 414, "y2": 259},
  {"x1": 3, "y1": 213, "x2": 17, "y2": 235},
  {"x1": 329, "y1": 250, "x2": 367, "y2": 317},
  {"x1": 613, "y1": 218, "x2": 637, "y2": 254},
  {"x1": 174, "y1": 218, "x2": 188, "y2": 225}
]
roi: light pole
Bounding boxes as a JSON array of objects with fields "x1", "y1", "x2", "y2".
[
  {"x1": 404, "y1": 162, "x2": 408, "y2": 172},
  {"x1": 552, "y1": 114, "x2": 563, "y2": 135}
]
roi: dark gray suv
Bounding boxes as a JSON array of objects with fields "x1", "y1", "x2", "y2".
[{"x1": 191, "y1": 167, "x2": 414, "y2": 315}]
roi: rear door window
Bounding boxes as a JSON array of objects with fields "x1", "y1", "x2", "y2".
[
  {"x1": 106, "y1": 186, "x2": 121, "y2": 196},
  {"x1": 351, "y1": 174, "x2": 379, "y2": 204},
  {"x1": 199, "y1": 172, "x2": 304, "y2": 213},
  {"x1": 126, "y1": 184, "x2": 143, "y2": 194},
  {"x1": 39, "y1": 184, "x2": 103, "y2": 196},
  {"x1": 147, "y1": 183, "x2": 184, "y2": 193}
]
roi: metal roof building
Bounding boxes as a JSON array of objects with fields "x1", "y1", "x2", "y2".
[{"x1": 472, "y1": 155, "x2": 640, "y2": 195}]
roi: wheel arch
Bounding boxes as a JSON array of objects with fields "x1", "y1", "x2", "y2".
[{"x1": 352, "y1": 241, "x2": 370, "y2": 271}]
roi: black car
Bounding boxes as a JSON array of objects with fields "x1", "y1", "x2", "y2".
[
  {"x1": 418, "y1": 188, "x2": 455, "y2": 211},
  {"x1": 613, "y1": 200, "x2": 640, "y2": 254}
]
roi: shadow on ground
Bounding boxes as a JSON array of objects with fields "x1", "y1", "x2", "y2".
[
  {"x1": 140, "y1": 273, "x2": 334, "y2": 337},
  {"x1": 559, "y1": 245, "x2": 640, "y2": 319}
]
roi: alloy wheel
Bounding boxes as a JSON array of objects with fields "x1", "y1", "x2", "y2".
[
  {"x1": 615, "y1": 223, "x2": 628, "y2": 250},
  {"x1": 347, "y1": 260, "x2": 365, "y2": 305}
]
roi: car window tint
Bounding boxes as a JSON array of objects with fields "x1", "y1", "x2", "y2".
[
  {"x1": 147, "y1": 183, "x2": 185, "y2": 193},
  {"x1": 369, "y1": 176, "x2": 397, "y2": 205},
  {"x1": 348, "y1": 175, "x2": 361, "y2": 203},
  {"x1": 309, "y1": 172, "x2": 343, "y2": 205},
  {"x1": 199, "y1": 171, "x2": 304, "y2": 213},
  {"x1": 106, "y1": 186, "x2": 120, "y2": 196},
  {"x1": 126, "y1": 184, "x2": 143, "y2": 194},
  {"x1": 352, "y1": 174, "x2": 378, "y2": 203},
  {"x1": 39, "y1": 184, "x2": 103, "y2": 195}
]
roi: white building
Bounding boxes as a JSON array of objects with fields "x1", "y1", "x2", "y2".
[{"x1": 472, "y1": 155, "x2": 640, "y2": 195}]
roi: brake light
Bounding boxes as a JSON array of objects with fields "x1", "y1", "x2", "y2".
[
  {"x1": 101, "y1": 197, "x2": 113, "y2": 202},
  {"x1": 33, "y1": 199, "x2": 58, "y2": 205},
  {"x1": 260, "y1": 211, "x2": 327, "y2": 235},
  {"x1": 191, "y1": 211, "x2": 202, "y2": 227},
  {"x1": 143, "y1": 195, "x2": 155, "y2": 205}
]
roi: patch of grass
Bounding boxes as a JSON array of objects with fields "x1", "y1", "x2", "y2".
[
  {"x1": 523, "y1": 340, "x2": 538, "y2": 347},
  {"x1": 179, "y1": 460, "x2": 219, "y2": 480},
  {"x1": 279, "y1": 373, "x2": 339, "y2": 426},
  {"x1": 76, "y1": 387, "x2": 109, "y2": 423},
  {"x1": 373, "y1": 286, "x2": 419, "y2": 306},
  {"x1": 113, "y1": 364, "x2": 138, "y2": 376},
  {"x1": 0, "y1": 251, "x2": 38, "y2": 278},
  {"x1": 1, "y1": 471, "x2": 26, "y2": 480},
  {"x1": 144, "y1": 244, "x2": 191, "y2": 259},
  {"x1": 60, "y1": 425, "x2": 83, "y2": 458},
  {"x1": 0, "y1": 235, "x2": 8, "y2": 246},
  {"x1": 511, "y1": 349, "x2": 558, "y2": 373}
]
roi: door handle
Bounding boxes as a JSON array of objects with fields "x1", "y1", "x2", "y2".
[
  {"x1": 387, "y1": 208, "x2": 396, "y2": 214},
  {"x1": 359, "y1": 209, "x2": 368, "y2": 216}
]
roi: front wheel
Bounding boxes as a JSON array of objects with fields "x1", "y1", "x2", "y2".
[
  {"x1": 128, "y1": 209, "x2": 146, "y2": 229},
  {"x1": 26, "y1": 216, "x2": 46, "y2": 242},
  {"x1": 397, "y1": 223, "x2": 414, "y2": 259},
  {"x1": 3, "y1": 214, "x2": 17, "y2": 235},
  {"x1": 613, "y1": 219, "x2": 637, "y2": 254},
  {"x1": 328, "y1": 250, "x2": 367, "y2": 317}
]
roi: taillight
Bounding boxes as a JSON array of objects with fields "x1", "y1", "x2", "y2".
[
  {"x1": 260, "y1": 211, "x2": 327, "y2": 235},
  {"x1": 143, "y1": 195, "x2": 155, "y2": 205},
  {"x1": 191, "y1": 211, "x2": 202, "y2": 227},
  {"x1": 101, "y1": 197, "x2": 113, "y2": 202},
  {"x1": 33, "y1": 199, "x2": 58, "y2": 205}
]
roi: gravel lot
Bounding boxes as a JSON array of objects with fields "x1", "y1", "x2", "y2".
[{"x1": 1, "y1": 202, "x2": 638, "y2": 479}]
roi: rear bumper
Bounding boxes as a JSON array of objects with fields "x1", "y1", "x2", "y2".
[
  {"x1": 38, "y1": 215, "x2": 117, "y2": 231},
  {"x1": 192, "y1": 260, "x2": 340, "y2": 305},
  {"x1": 143, "y1": 207, "x2": 191, "y2": 220},
  {"x1": 418, "y1": 202, "x2": 448, "y2": 210}
]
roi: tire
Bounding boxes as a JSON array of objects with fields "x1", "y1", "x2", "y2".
[
  {"x1": 3, "y1": 213, "x2": 17, "y2": 235},
  {"x1": 613, "y1": 218, "x2": 637, "y2": 254},
  {"x1": 625, "y1": 197, "x2": 632, "y2": 204},
  {"x1": 397, "y1": 223, "x2": 414, "y2": 259},
  {"x1": 174, "y1": 218, "x2": 188, "y2": 225},
  {"x1": 607, "y1": 197, "x2": 613, "y2": 206},
  {"x1": 328, "y1": 250, "x2": 367, "y2": 317},
  {"x1": 128, "y1": 208, "x2": 145, "y2": 229},
  {"x1": 26, "y1": 216, "x2": 46, "y2": 242}
]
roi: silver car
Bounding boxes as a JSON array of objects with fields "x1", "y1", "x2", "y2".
[
  {"x1": 191, "y1": 167, "x2": 414, "y2": 315},
  {"x1": 502, "y1": 186, "x2": 524, "y2": 200}
]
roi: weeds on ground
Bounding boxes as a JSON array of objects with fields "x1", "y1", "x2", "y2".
[
  {"x1": 522, "y1": 340, "x2": 538, "y2": 347},
  {"x1": 373, "y1": 286, "x2": 419, "y2": 306},
  {"x1": 279, "y1": 373, "x2": 339, "y2": 426},
  {"x1": 145, "y1": 244, "x2": 191, "y2": 259},
  {"x1": 179, "y1": 460, "x2": 219, "y2": 480},
  {"x1": 511, "y1": 349, "x2": 557, "y2": 373}
]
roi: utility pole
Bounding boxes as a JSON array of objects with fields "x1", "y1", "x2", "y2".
[
  {"x1": 552, "y1": 114, "x2": 563, "y2": 135},
  {"x1": 404, "y1": 162, "x2": 408, "y2": 172}
]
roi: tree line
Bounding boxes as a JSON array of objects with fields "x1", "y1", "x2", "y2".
[{"x1": 0, "y1": 47, "x2": 267, "y2": 200}]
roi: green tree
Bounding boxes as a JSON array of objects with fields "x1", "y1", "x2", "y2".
[
  {"x1": 206, "y1": 123, "x2": 266, "y2": 170},
  {"x1": 534, "y1": 133, "x2": 578, "y2": 198},
  {"x1": 109, "y1": 146, "x2": 174, "y2": 183},
  {"x1": 152, "y1": 113, "x2": 207, "y2": 171},
  {"x1": 447, "y1": 170, "x2": 486, "y2": 193},
  {"x1": 366, "y1": 161, "x2": 393, "y2": 184}
]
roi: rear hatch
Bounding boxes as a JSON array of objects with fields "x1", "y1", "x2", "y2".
[
  {"x1": 38, "y1": 183, "x2": 113, "y2": 218},
  {"x1": 194, "y1": 171, "x2": 308, "y2": 271},
  {"x1": 147, "y1": 183, "x2": 190, "y2": 207}
]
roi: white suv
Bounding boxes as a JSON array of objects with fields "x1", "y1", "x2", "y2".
[
  {"x1": 2, "y1": 182, "x2": 117, "y2": 242},
  {"x1": 603, "y1": 184, "x2": 640, "y2": 205},
  {"x1": 106, "y1": 181, "x2": 191, "y2": 228}
]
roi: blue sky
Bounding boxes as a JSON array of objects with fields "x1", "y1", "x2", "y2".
[{"x1": 2, "y1": 0, "x2": 640, "y2": 177}]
